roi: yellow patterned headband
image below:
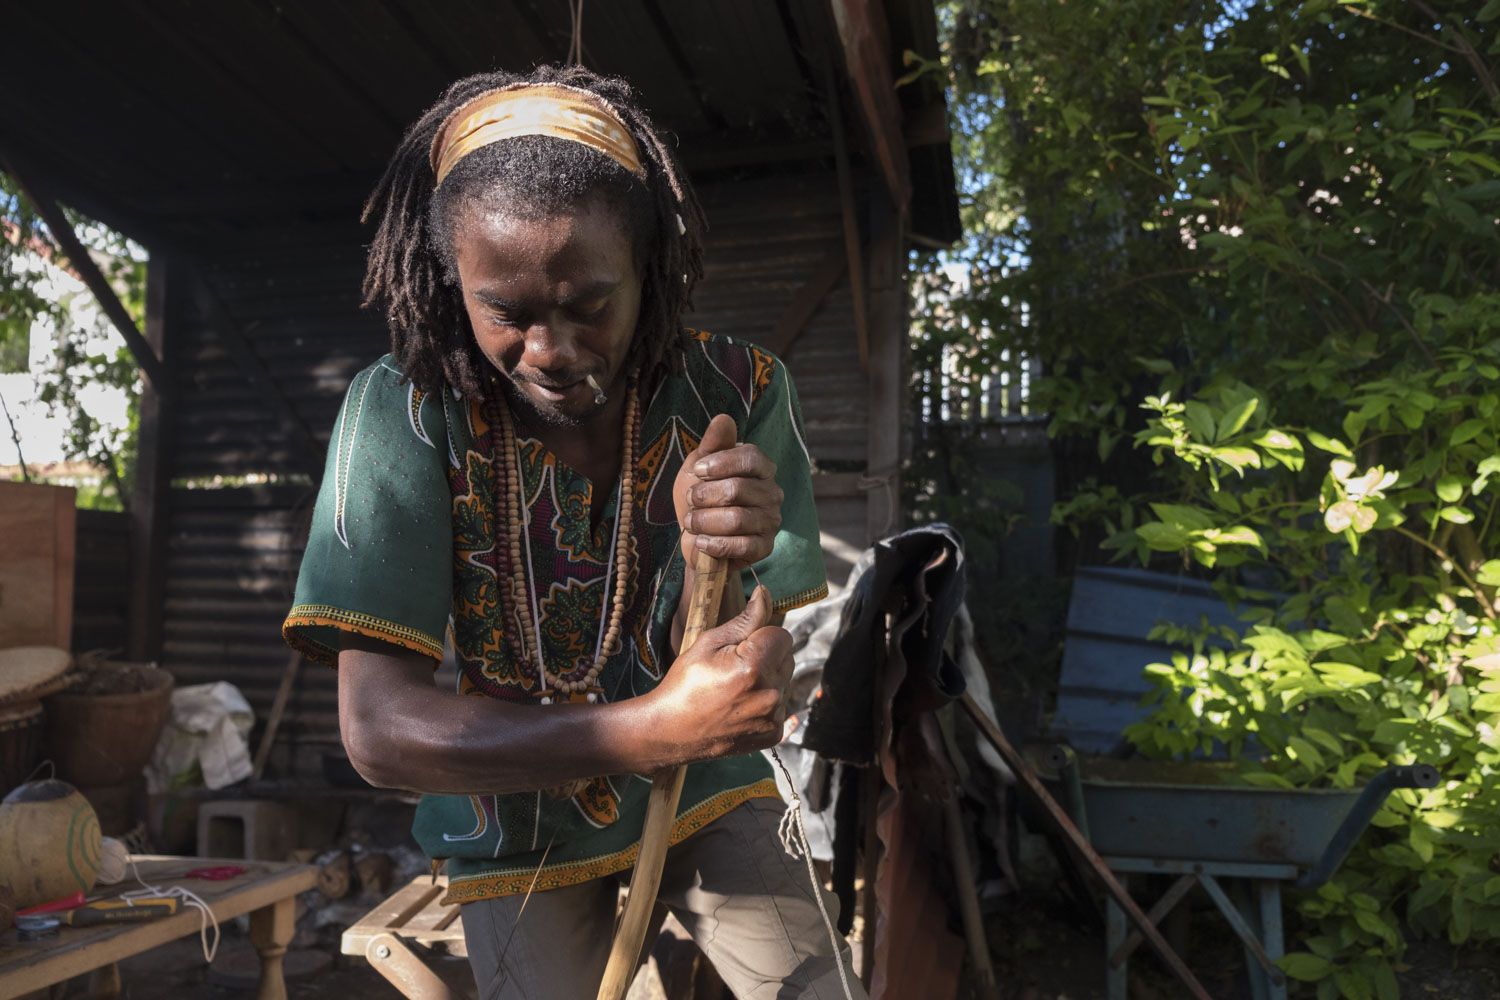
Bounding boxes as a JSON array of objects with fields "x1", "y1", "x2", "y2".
[{"x1": 430, "y1": 84, "x2": 646, "y2": 186}]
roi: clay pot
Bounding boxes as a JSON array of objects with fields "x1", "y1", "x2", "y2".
[
  {"x1": 44, "y1": 661, "x2": 173, "y2": 787},
  {"x1": 0, "y1": 778, "x2": 102, "y2": 909}
]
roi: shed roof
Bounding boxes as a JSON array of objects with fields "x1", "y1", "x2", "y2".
[{"x1": 1, "y1": 0, "x2": 959, "y2": 250}]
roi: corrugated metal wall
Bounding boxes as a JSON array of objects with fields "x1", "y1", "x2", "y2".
[
  {"x1": 159, "y1": 169, "x2": 879, "y2": 746},
  {"x1": 72, "y1": 509, "x2": 131, "y2": 654}
]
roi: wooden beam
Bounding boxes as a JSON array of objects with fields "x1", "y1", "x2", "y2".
[
  {"x1": 128, "y1": 255, "x2": 177, "y2": 661},
  {"x1": 762, "y1": 242, "x2": 846, "y2": 359},
  {"x1": 864, "y1": 192, "x2": 904, "y2": 543},
  {"x1": 1, "y1": 155, "x2": 168, "y2": 392},
  {"x1": 823, "y1": 61, "x2": 871, "y2": 370},
  {"x1": 903, "y1": 103, "x2": 951, "y2": 148},
  {"x1": 642, "y1": 0, "x2": 730, "y2": 133},
  {"x1": 828, "y1": 0, "x2": 912, "y2": 214},
  {"x1": 191, "y1": 272, "x2": 324, "y2": 477}
]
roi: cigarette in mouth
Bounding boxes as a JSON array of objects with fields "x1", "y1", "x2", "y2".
[{"x1": 585, "y1": 374, "x2": 607, "y2": 404}]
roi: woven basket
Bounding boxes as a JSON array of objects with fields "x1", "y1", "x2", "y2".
[{"x1": 0, "y1": 647, "x2": 72, "y2": 706}]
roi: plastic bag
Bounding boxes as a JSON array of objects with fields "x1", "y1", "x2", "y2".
[{"x1": 145, "y1": 682, "x2": 255, "y2": 792}]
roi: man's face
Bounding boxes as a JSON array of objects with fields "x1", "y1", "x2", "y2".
[{"x1": 451, "y1": 197, "x2": 642, "y2": 427}]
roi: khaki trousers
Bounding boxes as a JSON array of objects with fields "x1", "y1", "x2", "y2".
[{"x1": 460, "y1": 797, "x2": 865, "y2": 1000}]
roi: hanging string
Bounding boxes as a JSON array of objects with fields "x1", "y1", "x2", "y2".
[
  {"x1": 857, "y1": 464, "x2": 899, "y2": 538},
  {"x1": 568, "y1": 0, "x2": 586, "y2": 66},
  {"x1": 747, "y1": 564, "x2": 853, "y2": 996},
  {"x1": 768, "y1": 748, "x2": 857, "y2": 1000},
  {"x1": 490, "y1": 828, "x2": 559, "y2": 974},
  {"x1": 23, "y1": 759, "x2": 55, "y2": 784},
  {"x1": 123, "y1": 857, "x2": 221, "y2": 964}
]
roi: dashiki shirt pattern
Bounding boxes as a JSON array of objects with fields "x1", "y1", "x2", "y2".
[{"x1": 283, "y1": 331, "x2": 828, "y2": 904}]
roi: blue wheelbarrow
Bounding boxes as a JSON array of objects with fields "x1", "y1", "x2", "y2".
[{"x1": 1046, "y1": 752, "x2": 1440, "y2": 1000}]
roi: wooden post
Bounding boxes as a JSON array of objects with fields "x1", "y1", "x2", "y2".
[
  {"x1": 827, "y1": 0, "x2": 912, "y2": 213},
  {"x1": 863, "y1": 193, "x2": 905, "y2": 544},
  {"x1": 129, "y1": 255, "x2": 176, "y2": 661},
  {"x1": 822, "y1": 61, "x2": 871, "y2": 370}
]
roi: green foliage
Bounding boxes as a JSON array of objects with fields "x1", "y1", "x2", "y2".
[
  {"x1": 936, "y1": 0, "x2": 1500, "y2": 992},
  {"x1": 1, "y1": 174, "x2": 57, "y2": 374},
  {"x1": 1, "y1": 171, "x2": 145, "y2": 508},
  {"x1": 1119, "y1": 379, "x2": 1500, "y2": 981}
]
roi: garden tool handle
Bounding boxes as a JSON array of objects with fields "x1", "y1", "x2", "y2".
[
  {"x1": 596, "y1": 548, "x2": 730, "y2": 1000},
  {"x1": 1386, "y1": 763, "x2": 1440, "y2": 790},
  {"x1": 1296, "y1": 763, "x2": 1440, "y2": 889},
  {"x1": 959, "y1": 693, "x2": 1214, "y2": 1000}
]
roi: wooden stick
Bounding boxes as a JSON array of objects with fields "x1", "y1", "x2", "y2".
[
  {"x1": 958, "y1": 692, "x2": 1213, "y2": 1000},
  {"x1": 252, "y1": 651, "x2": 302, "y2": 781},
  {"x1": 942, "y1": 795, "x2": 1002, "y2": 1000},
  {"x1": 596, "y1": 548, "x2": 730, "y2": 1000}
]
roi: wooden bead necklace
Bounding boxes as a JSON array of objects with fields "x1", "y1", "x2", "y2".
[{"x1": 492, "y1": 379, "x2": 639, "y2": 704}]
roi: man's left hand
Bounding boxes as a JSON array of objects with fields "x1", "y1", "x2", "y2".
[{"x1": 674, "y1": 413, "x2": 783, "y2": 570}]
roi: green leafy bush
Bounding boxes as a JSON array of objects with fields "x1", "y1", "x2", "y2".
[
  {"x1": 1120, "y1": 378, "x2": 1500, "y2": 996},
  {"x1": 932, "y1": 0, "x2": 1500, "y2": 993}
]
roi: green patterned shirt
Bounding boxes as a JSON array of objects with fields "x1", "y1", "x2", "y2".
[{"x1": 283, "y1": 331, "x2": 827, "y2": 902}]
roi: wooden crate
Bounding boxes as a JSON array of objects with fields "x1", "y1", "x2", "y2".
[{"x1": 0, "y1": 481, "x2": 77, "y2": 650}]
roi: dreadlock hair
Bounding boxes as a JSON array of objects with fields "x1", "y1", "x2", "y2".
[{"x1": 361, "y1": 64, "x2": 706, "y2": 398}]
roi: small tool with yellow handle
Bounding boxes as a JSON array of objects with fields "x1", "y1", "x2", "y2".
[{"x1": 60, "y1": 898, "x2": 179, "y2": 927}]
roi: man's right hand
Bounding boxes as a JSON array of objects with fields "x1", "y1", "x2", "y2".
[{"x1": 647, "y1": 584, "x2": 793, "y2": 763}]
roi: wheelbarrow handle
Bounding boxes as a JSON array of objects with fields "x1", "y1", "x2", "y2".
[
  {"x1": 1384, "y1": 764, "x2": 1441, "y2": 790},
  {"x1": 1296, "y1": 763, "x2": 1440, "y2": 889}
]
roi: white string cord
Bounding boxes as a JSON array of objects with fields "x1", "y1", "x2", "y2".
[
  {"x1": 122, "y1": 857, "x2": 221, "y2": 963},
  {"x1": 769, "y1": 748, "x2": 857, "y2": 1000}
]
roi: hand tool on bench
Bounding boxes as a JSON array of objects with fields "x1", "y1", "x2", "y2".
[{"x1": 62, "y1": 898, "x2": 180, "y2": 926}]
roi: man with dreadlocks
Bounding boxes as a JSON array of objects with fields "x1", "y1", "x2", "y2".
[{"x1": 282, "y1": 66, "x2": 863, "y2": 998}]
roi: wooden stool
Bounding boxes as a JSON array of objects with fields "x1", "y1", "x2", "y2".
[{"x1": 342, "y1": 876, "x2": 466, "y2": 999}]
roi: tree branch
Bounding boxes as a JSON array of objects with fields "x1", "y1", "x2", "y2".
[
  {"x1": 1408, "y1": 0, "x2": 1500, "y2": 104},
  {"x1": 0, "y1": 391, "x2": 30, "y2": 482},
  {"x1": 1313, "y1": 251, "x2": 1440, "y2": 368},
  {"x1": 1341, "y1": 5, "x2": 1464, "y2": 56},
  {"x1": 1392, "y1": 524, "x2": 1496, "y2": 617}
]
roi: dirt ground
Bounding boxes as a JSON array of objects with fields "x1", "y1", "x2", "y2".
[
  {"x1": 30, "y1": 876, "x2": 1500, "y2": 999},
  {"x1": 39, "y1": 929, "x2": 674, "y2": 1000}
]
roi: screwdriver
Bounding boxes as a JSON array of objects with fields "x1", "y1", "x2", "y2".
[{"x1": 59, "y1": 898, "x2": 180, "y2": 926}]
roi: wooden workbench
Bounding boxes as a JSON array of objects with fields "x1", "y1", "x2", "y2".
[{"x1": 0, "y1": 855, "x2": 317, "y2": 1000}]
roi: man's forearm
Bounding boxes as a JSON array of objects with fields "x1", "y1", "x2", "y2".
[{"x1": 338, "y1": 647, "x2": 682, "y2": 796}]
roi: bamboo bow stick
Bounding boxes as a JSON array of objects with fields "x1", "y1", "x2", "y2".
[{"x1": 596, "y1": 547, "x2": 730, "y2": 1000}]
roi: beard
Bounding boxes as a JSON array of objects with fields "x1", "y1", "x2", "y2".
[{"x1": 498, "y1": 370, "x2": 610, "y2": 429}]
